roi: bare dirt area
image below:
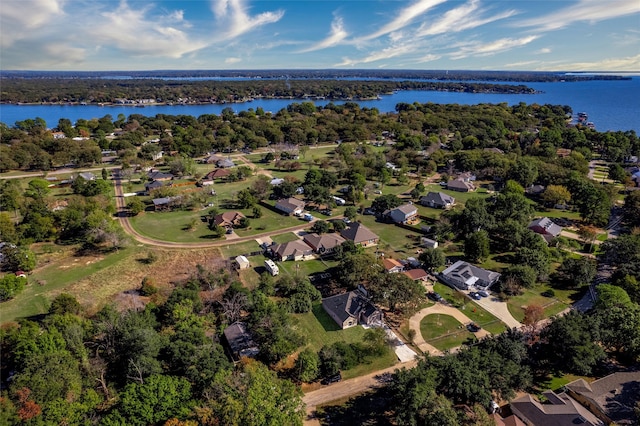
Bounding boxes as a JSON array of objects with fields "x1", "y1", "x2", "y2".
[{"x1": 62, "y1": 247, "x2": 224, "y2": 315}]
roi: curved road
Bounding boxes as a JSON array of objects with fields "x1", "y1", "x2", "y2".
[{"x1": 112, "y1": 171, "x2": 331, "y2": 249}]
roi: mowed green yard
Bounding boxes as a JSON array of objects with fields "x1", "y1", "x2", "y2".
[{"x1": 420, "y1": 314, "x2": 477, "y2": 351}]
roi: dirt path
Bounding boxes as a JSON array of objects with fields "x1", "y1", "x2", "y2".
[
  {"x1": 0, "y1": 164, "x2": 121, "y2": 180},
  {"x1": 303, "y1": 359, "x2": 418, "y2": 424}
]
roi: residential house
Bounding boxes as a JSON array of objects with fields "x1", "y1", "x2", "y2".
[
  {"x1": 420, "y1": 192, "x2": 455, "y2": 209},
  {"x1": 322, "y1": 288, "x2": 383, "y2": 330},
  {"x1": 148, "y1": 171, "x2": 174, "y2": 181},
  {"x1": 205, "y1": 169, "x2": 231, "y2": 180},
  {"x1": 152, "y1": 197, "x2": 175, "y2": 211},
  {"x1": 340, "y1": 222, "x2": 379, "y2": 247},
  {"x1": 632, "y1": 170, "x2": 640, "y2": 187},
  {"x1": 223, "y1": 322, "x2": 259, "y2": 362},
  {"x1": 205, "y1": 154, "x2": 224, "y2": 164},
  {"x1": 270, "y1": 239, "x2": 314, "y2": 261},
  {"x1": 388, "y1": 203, "x2": 418, "y2": 224},
  {"x1": 447, "y1": 179, "x2": 475, "y2": 192},
  {"x1": 144, "y1": 180, "x2": 164, "y2": 194},
  {"x1": 234, "y1": 255, "x2": 250, "y2": 270},
  {"x1": 78, "y1": 172, "x2": 96, "y2": 181},
  {"x1": 382, "y1": 258, "x2": 404, "y2": 273},
  {"x1": 510, "y1": 391, "x2": 604, "y2": 426},
  {"x1": 492, "y1": 414, "x2": 525, "y2": 426},
  {"x1": 303, "y1": 233, "x2": 345, "y2": 254},
  {"x1": 213, "y1": 211, "x2": 246, "y2": 228},
  {"x1": 217, "y1": 158, "x2": 235, "y2": 168},
  {"x1": 458, "y1": 172, "x2": 477, "y2": 182},
  {"x1": 528, "y1": 217, "x2": 563, "y2": 244},
  {"x1": 275, "y1": 197, "x2": 306, "y2": 216},
  {"x1": 526, "y1": 184, "x2": 546, "y2": 196},
  {"x1": 564, "y1": 371, "x2": 640, "y2": 425},
  {"x1": 403, "y1": 269, "x2": 429, "y2": 282},
  {"x1": 440, "y1": 260, "x2": 501, "y2": 290}
]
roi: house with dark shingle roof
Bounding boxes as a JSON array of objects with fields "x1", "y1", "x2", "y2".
[
  {"x1": 447, "y1": 179, "x2": 475, "y2": 192},
  {"x1": 322, "y1": 288, "x2": 383, "y2": 329},
  {"x1": 340, "y1": 222, "x2": 379, "y2": 247},
  {"x1": 528, "y1": 217, "x2": 563, "y2": 243},
  {"x1": 144, "y1": 180, "x2": 164, "y2": 194},
  {"x1": 420, "y1": 192, "x2": 455, "y2": 209},
  {"x1": 440, "y1": 260, "x2": 500, "y2": 290},
  {"x1": 510, "y1": 391, "x2": 604, "y2": 426},
  {"x1": 148, "y1": 171, "x2": 174, "y2": 181},
  {"x1": 223, "y1": 321, "x2": 259, "y2": 362}
]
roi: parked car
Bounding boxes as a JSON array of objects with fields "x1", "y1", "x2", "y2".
[
  {"x1": 427, "y1": 292, "x2": 443, "y2": 302},
  {"x1": 467, "y1": 322, "x2": 481, "y2": 332},
  {"x1": 363, "y1": 208, "x2": 375, "y2": 215},
  {"x1": 321, "y1": 373, "x2": 342, "y2": 385},
  {"x1": 469, "y1": 292, "x2": 482, "y2": 300},
  {"x1": 478, "y1": 290, "x2": 489, "y2": 298}
]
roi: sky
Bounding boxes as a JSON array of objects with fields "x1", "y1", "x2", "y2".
[{"x1": 1, "y1": 0, "x2": 639, "y2": 72}]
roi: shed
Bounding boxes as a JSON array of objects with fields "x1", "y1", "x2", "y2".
[{"x1": 234, "y1": 255, "x2": 250, "y2": 270}]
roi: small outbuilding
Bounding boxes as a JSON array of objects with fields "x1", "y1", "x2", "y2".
[{"x1": 234, "y1": 255, "x2": 250, "y2": 270}]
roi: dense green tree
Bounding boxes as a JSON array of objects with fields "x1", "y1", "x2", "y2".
[
  {"x1": 464, "y1": 230, "x2": 490, "y2": 262},
  {"x1": 311, "y1": 220, "x2": 331, "y2": 234},
  {"x1": 623, "y1": 190, "x2": 640, "y2": 227},
  {"x1": 0, "y1": 274, "x2": 27, "y2": 301},
  {"x1": 554, "y1": 257, "x2": 597, "y2": 289},
  {"x1": 49, "y1": 293, "x2": 83, "y2": 316},
  {"x1": 370, "y1": 194, "x2": 402, "y2": 214},
  {"x1": 294, "y1": 348, "x2": 320, "y2": 383},
  {"x1": 0, "y1": 245, "x2": 36, "y2": 272},
  {"x1": 127, "y1": 197, "x2": 145, "y2": 215}
]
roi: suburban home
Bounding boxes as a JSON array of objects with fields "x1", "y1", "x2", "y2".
[
  {"x1": 510, "y1": 391, "x2": 604, "y2": 426},
  {"x1": 303, "y1": 233, "x2": 346, "y2": 254},
  {"x1": 205, "y1": 169, "x2": 231, "y2": 180},
  {"x1": 223, "y1": 321, "x2": 260, "y2": 362},
  {"x1": 148, "y1": 171, "x2": 174, "y2": 181},
  {"x1": 564, "y1": 371, "x2": 640, "y2": 425},
  {"x1": 420, "y1": 192, "x2": 455, "y2": 209},
  {"x1": 528, "y1": 217, "x2": 563, "y2": 243},
  {"x1": 213, "y1": 211, "x2": 246, "y2": 228},
  {"x1": 205, "y1": 154, "x2": 224, "y2": 164},
  {"x1": 270, "y1": 239, "x2": 314, "y2": 261},
  {"x1": 217, "y1": 158, "x2": 235, "y2": 168},
  {"x1": 275, "y1": 197, "x2": 306, "y2": 216},
  {"x1": 152, "y1": 197, "x2": 176, "y2": 211},
  {"x1": 387, "y1": 203, "x2": 419, "y2": 224},
  {"x1": 78, "y1": 172, "x2": 96, "y2": 181},
  {"x1": 440, "y1": 260, "x2": 501, "y2": 290},
  {"x1": 144, "y1": 180, "x2": 164, "y2": 194},
  {"x1": 322, "y1": 287, "x2": 383, "y2": 330},
  {"x1": 382, "y1": 258, "x2": 404, "y2": 273},
  {"x1": 457, "y1": 172, "x2": 476, "y2": 182},
  {"x1": 447, "y1": 179, "x2": 475, "y2": 192},
  {"x1": 526, "y1": 184, "x2": 546, "y2": 196},
  {"x1": 403, "y1": 268, "x2": 429, "y2": 282},
  {"x1": 340, "y1": 222, "x2": 379, "y2": 247},
  {"x1": 234, "y1": 255, "x2": 250, "y2": 270},
  {"x1": 421, "y1": 237, "x2": 438, "y2": 249},
  {"x1": 492, "y1": 414, "x2": 525, "y2": 426}
]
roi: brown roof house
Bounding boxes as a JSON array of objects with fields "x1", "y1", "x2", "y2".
[
  {"x1": 447, "y1": 178, "x2": 475, "y2": 192},
  {"x1": 275, "y1": 197, "x2": 306, "y2": 216},
  {"x1": 270, "y1": 239, "x2": 314, "y2": 261},
  {"x1": 340, "y1": 222, "x2": 379, "y2": 247},
  {"x1": 403, "y1": 268, "x2": 429, "y2": 281},
  {"x1": 382, "y1": 258, "x2": 404, "y2": 273},
  {"x1": 564, "y1": 371, "x2": 640, "y2": 425},
  {"x1": 223, "y1": 321, "x2": 259, "y2": 362},
  {"x1": 214, "y1": 211, "x2": 246, "y2": 228},
  {"x1": 303, "y1": 233, "x2": 345, "y2": 254},
  {"x1": 322, "y1": 287, "x2": 383, "y2": 330}
]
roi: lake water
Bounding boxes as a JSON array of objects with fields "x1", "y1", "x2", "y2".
[{"x1": 1, "y1": 77, "x2": 638, "y2": 133}]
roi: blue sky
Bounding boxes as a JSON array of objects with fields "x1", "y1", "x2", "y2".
[{"x1": 1, "y1": 0, "x2": 639, "y2": 71}]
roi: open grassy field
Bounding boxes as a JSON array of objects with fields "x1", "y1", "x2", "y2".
[
  {"x1": 358, "y1": 215, "x2": 423, "y2": 255},
  {"x1": 421, "y1": 313, "x2": 477, "y2": 350},
  {"x1": 506, "y1": 283, "x2": 577, "y2": 322}
]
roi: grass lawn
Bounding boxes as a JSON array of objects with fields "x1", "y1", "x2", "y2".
[
  {"x1": 358, "y1": 215, "x2": 423, "y2": 255},
  {"x1": 233, "y1": 208, "x2": 301, "y2": 237},
  {"x1": 421, "y1": 313, "x2": 477, "y2": 351},
  {"x1": 422, "y1": 184, "x2": 492, "y2": 204},
  {"x1": 460, "y1": 302, "x2": 508, "y2": 335},
  {"x1": 219, "y1": 240, "x2": 263, "y2": 258},
  {"x1": 0, "y1": 246, "x2": 138, "y2": 323},
  {"x1": 534, "y1": 208, "x2": 582, "y2": 221},
  {"x1": 506, "y1": 283, "x2": 578, "y2": 322},
  {"x1": 271, "y1": 232, "x2": 301, "y2": 244},
  {"x1": 534, "y1": 373, "x2": 594, "y2": 395},
  {"x1": 129, "y1": 209, "x2": 218, "y2": 242},
  {"x1": 278, "y1": 258, "x2": 337, "y2": 278}
]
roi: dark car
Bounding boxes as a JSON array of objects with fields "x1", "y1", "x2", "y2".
[
  {"x1": 478, "y1": 290, "x2": 489, "y2": 298},
  {"x1": 320, "y1": 209, "x2": 332, "y2": 216},
  {"x1": 427, "y1": 292, "x2": 443, "y2": 302},
  {"x1": 469, "y1": 292, "x2": 481, "y2": 300},
  {"x1": 321, "y1": 373, "x2": 342, "y2": 385},
  {"x1": 467, "y1": 322, "x2": 481, "y2": 332}
]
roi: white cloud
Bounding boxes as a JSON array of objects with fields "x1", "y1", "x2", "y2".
[
  {"x1": 547, "y1": 54, "x2": 640, "y2": 71},
  {"x1": 299, "y1": 15, "x2": 349, "y2": 53},
  {"x1": 536, "y1": 48, "x2": 552, "y2": 54},
  {"x1": 336, "y1": 43, "x2": 417, "y2": 66},
  {"x1": 212, "y1": 0, "x2": 284, "y2": 40},
  {"x1": 225, "y1": 57, "x2": 242, "y2": 64},
  {"x1": 91, "y1": 1, "x2": 208, "y2": 58},
  {"x1": 450, "y1": 35, "x2": 538, "y2": 59},
  {"x1": 359, "y1": 0, "x2": 446, "y2": 41},
  {"x1": 516, "y1": 0, "x2": 640, "y2": 31},
  {"x1": 417, "y1": 0, "x2": 516, "y2": 36},
  {"x1": 0, "y1": 0, "x2": 65, "y2": 47}
]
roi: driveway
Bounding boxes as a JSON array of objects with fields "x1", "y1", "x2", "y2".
[{"x1": 469, "y1": 294, "x2": 522, "y2": 329}]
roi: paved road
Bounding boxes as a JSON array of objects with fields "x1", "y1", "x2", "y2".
[{"x1": 0, "y1": 164, "x2": 121, "y2": 180}]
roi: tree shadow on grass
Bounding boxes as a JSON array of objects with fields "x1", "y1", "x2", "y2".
[{"x1": 313, "y1": 387, "x2": 394, "y2": 426}]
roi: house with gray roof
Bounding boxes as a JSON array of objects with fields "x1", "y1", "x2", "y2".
[
  {"x1": 223, "y1": 321, "x2": 259, "y2": 362},
  {"x1": 78, "y1": 172, "x2": 96, "y2": 181},
  {"x1": 275, "y1": 197, "x2": 306, "y2": 216},
  {"x1": 148, "y1": 171, "x2": 174, "y2": 181},
  {"x1": 528, "y1": 217, "x2": 563, "y2": 243},
  {"x1": 420, "y1": 192, "x2": 455, "y2": 209},
  {"x1": 387, "y1": 203, "x2": 418, "y2": 224},
  {"x1": 217, "y1": 158, "x2": 235, "y2": 168},
  {"x1": 144, "y1": 180, "x2": 164, "y2": 194},
  {"x1": 440, "y1": 260, "x2": 500, "y2": 290},
  {"x1": 447, "y1": 179, "x2": 475, "y2": 192},
  {"x1": 511, "y1": 391, "x2": 604, "y2": 426},
  {"x1": 322, "y1": 288, "x2": 383, "y2": 329}
]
